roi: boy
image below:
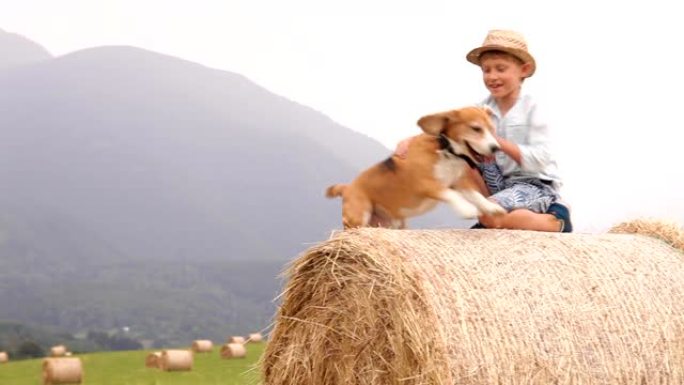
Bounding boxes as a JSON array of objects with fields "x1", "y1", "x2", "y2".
[
  {"x1": 397, "y1": 29, "x2": 572, "y2": 232},
  {"x1": 466, "y1": 29, "x2": 571, "y2": 232}
]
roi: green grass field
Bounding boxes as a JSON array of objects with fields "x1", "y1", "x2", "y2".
[{"x1": 0, "y1": 344, "x2": 264, "y2": 385}]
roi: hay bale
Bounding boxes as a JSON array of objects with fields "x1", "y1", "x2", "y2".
[
  {"x1": 247, "y1": 333, "x2": 263, "y2": 343},
  {"x1": 50, "y1": 345, "x2": 67, "y2": 357},
  {"x1": 160, "y1": 349, "x2": 193, "y2": 371},
  {"x1": 220, "y1": 343, "x2": 247, "y2": 359},
  {"x1": 145, "y1": 352, "x2": 162, "y2": 368},
  {"x1": 43, "y1": 357, "x2": 83, "y2": 385},
  {"x1": 609, "y1": 217, "x2": 684, "y2": 250},
  {"x1": 227, "y1": 336, "x2": 245, "y2": 344},
  {"x1": 0, "y1": 351, "x2": 8, "y2": 363},
  {"x1": 191, "y1": 339, "x2": 213, "y2": 353},
  {"x1": 261, "y1": 226, "x2": 684, "y2": 385}
]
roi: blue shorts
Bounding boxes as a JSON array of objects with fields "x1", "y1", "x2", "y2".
[
  {"x1": 471, "y1": 163, "x2": 572, "y2": 233},
  {"x1": 477, "y1": 162, "x2": 572, "y2": 232},
  {"x1": 479, "y1": 162, "x2": 558, "y2": 213}
]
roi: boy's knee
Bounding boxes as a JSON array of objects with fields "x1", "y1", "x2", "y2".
[{"x1": 479, "y1": 213, "x2": 504, "y2": 229}]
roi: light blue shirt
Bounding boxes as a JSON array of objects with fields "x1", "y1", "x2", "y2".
[{"x1": 480, "y1": 93, "x2": 563, "y2": 190}]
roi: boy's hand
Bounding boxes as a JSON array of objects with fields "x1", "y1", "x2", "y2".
[
  {"x1": 495, "y1": 136, "x2": 522, "y2": 165},
  {"x1": 394, "y1": 136, "x2": 414, "y2": 159}
]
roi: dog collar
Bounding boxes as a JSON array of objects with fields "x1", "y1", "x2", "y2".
[{"x1": 438, "y1": 135, "x2": 478, "y2": 169}]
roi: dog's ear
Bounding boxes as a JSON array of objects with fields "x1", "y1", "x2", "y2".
[
  {"x1": 480, "y1": 105, "x2": 495, "y2": 118},
  {"x1": 417, "y1": 113, "x2": 450, "y2": 135}
]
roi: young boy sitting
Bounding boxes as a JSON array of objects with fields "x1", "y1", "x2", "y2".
[
  {"x1": 467, "y1": 29, "x2": 572, "y2": 232},
  {"x1": 397, "y1": 29, "x2": 572, "y2": 232}
]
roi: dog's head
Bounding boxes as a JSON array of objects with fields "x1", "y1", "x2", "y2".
[{"x1": 417, "y1": 106, "x2": 500, "y2": 164}]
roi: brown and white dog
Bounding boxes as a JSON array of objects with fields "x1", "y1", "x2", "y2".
[{"x1": 326, "y1": 106, "x2": 506, "y2": 229}]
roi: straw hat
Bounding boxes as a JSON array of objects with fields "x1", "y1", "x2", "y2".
[{"x1": 466, "y1": 30, "x2": 536, "y2": 77}]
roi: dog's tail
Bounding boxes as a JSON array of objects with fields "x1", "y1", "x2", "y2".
[{"x1": 325, "y1": 184, "x2": 347, "y2": 198}]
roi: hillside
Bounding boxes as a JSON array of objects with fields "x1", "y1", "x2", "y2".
[
  {"x1": 0, "y1": 29, "x2": 52, "y2": 70},
  {"x1": 0, "y1": 45, "x2": 390, "y2": 263}
]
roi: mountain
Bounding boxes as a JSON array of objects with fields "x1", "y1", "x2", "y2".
[
  {"x1": 0, "y1": 34, "x2": 471, "y2": 346},
  {"x1": 0, "y1": 29, "x2": 52, "y2": 70},
  {"x1": 0, "y1": 45, "x2": 385, "y2": 262}
]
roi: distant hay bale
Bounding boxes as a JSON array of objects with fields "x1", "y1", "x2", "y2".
[
  {"x1": 261, "y1": 226, "x2": 684, "y2": 385},
  {"x1": 145, "y1": 352, "x2": 162, "y2": 368},
  {"x1": 43, "y1": 357, "x2": 83, "y2": 385},
  {"x1": 247, "y1": 333, "x2": 263, "y2": 343},
  {"x1": 50, "y1": 345, "x2": 67, "y2": 357},
  {"x1": 609, "y1": 217, "x2": 684, "y2": 251},
  {"x1": 220, "y1": 343, "x2": 247, "y2": 359},
  {"x1": 227, "y1": 336, "x2": 245, "y2": 344},
  {"x1": 191, "y1": 339, "x2": 213, "y2": 353},
  {"x1": 160, "y1": 350, "x2": 193, "y2": 372},
  {"x1": 0, "y1": 351, "x2": 8, "y2": 363}
]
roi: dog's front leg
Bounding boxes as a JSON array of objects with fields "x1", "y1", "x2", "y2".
[
  {"x1": 437, "y1": 189, "x2": 480, "y2": 219},
  {"x1": 461, "y1": 190, "x2": 507, "y2": 216},
  {"x1": 453, "y1": 174, "x2": 506, "y2": 216}
]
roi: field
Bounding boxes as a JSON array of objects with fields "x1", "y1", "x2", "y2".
[{"x1": 0, "y1": 344, "x2": 264, "y2": 385}]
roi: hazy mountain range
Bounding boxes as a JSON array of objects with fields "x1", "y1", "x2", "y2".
[{"x1": 0, "y1": 29, "x2": 470, "y2": 348}]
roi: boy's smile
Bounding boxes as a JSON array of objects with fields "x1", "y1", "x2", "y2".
[{"x1": 479, "y1": 53, "x2": 531, "y2": 106}]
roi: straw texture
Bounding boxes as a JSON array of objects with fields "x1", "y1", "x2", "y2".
[
  {"x1": 221, "y1": 343, "x2": 247, "y2": 359},
  {"x1": 160, "y1": 350, "x2": 193, "y2": 371},
  {"x1": 43, "y1": 357, "x2": 83, "y2": 385},
  {"x1": 466, "y1": 30, "x2": 536, "y2": 76},
  {"x1": 261, "y1": 224, "x2": 684, "y2": 385},
  {"x1": 609, "y1": 217, "x2": 684, "y2": 251}
]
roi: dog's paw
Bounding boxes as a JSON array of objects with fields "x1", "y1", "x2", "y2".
[
  {"x1": 451, "y1": 202, "x2": 480, "y2": 219},
  {"x1": 482, "y1": 201, "x2": 507, "y2": 216}
]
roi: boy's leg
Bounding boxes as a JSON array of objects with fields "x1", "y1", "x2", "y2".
[
  {"x1": 480, "y1": 202, "x2": 573, "y2": 232},
  {"x1": 477, "y1": 180, "x2": 571, "y2": 232},
  {"x1": 468, "y1": 164, "x2": 572, "y2": 232},
  {"x1": 477, "y1": 161, "x2": 505, "y2": 195},
  {"x1": 479, "y1": 209, "x2": 562, "y2": 232}
]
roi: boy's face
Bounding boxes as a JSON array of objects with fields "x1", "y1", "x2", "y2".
[{"x1": 479, "y1": 53, "x2": 531, "y2": 101}]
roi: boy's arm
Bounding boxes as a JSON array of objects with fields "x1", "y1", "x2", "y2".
[
  {"x1": 504, "y1": 103, "x2": 553, "y2": 173},
  {"x1": 496, "y1": 137, "x2": 522, "y2": 164}
]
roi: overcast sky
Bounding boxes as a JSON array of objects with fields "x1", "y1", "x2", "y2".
[{"x1": 2, "y1": 0, "x2": 682, "y2": 232}]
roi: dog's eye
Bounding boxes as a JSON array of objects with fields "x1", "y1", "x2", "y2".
[{"x1": 471, "y1": 126, "x2": 483, "y2": 133}]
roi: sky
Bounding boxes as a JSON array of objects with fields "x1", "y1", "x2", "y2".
[{"x1": 1, "y1": 0, "x2": 683, "y2": 232}]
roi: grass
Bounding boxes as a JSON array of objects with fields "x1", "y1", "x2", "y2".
[{"x1": 0, "y1": 344, "x2": 264, "y2": 385}]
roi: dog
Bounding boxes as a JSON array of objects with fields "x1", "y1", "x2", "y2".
[{"x1": 326, "y1": 106, "x2": 506, "y2": 229}]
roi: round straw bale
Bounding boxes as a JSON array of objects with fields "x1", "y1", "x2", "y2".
[
  {"x1": 0, "y1": 351, "x2": 8, "y2": 363},
  {"x1": 220, "y1": 343, "x2": 247, "y2": 359},
  {"x1": 160, "y1": 349, "x2": 193, "y2": 371},
  {"x1": 261, "y1": 227, "x2": 684, "y2": 385},
  {"x1": 50, "y1": 345, "x2": 67, "y2": 357},
  {"x1": 145, "y1": 352, "x2": 162, "y2": 368},
  {"x1": 609, "y1": 217, "x2": 684, "y2": 251},
  {"x1": 43, "y1": 357, "x2": 83, "y2": 385},
  {"x1": 247, "y1": 333, "x2": 263, "y2": 343},
  {"x1": 227, "y1": 336, "x2": 245, "y2": 344},
  {"x1": 191, "y1": 339, "x2": 213, "y2": 353}
]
